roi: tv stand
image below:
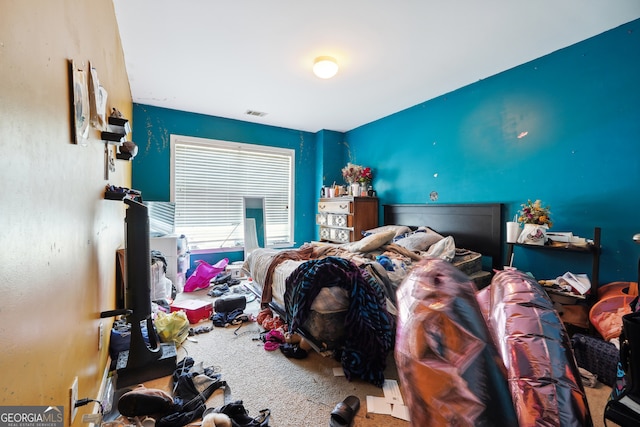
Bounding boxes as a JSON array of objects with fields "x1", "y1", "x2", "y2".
[{"x1": 115, "y1": 343, "x2": 177, "y2": 388}]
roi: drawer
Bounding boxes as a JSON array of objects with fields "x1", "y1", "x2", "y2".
[
  {"x1": 319, "y1": 226, "x2": 352, "y2": 243},
  {"x1": 332, "y1": 228, "x2": 351, "y2": 243},
  {"x1": 316, "y1": 213, "x2": 328, "y2": 226},
  {"x1": 327, "y1": 213, "x2": 351, "y2": 227},
  {"x1": 319, "y1": 227, "x2": 331, "y2": 240},
  {"x1": 317, "y1": 213, "x2": 352, "y2": 227},
  {"x1": 318, "y1": 200, "x2": 352, "y2": 214}
]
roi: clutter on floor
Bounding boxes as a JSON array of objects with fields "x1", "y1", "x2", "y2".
[
  {"x1": 108, "y1": 261, "x2": 411, "y2": 427},
  {"x1": 110, "y1": 357, "x2": 270, "y2": 427}
]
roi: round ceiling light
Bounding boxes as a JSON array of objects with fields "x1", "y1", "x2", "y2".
[{"x1": 313, "y1": 56, "x2": 339, "y2": 79}]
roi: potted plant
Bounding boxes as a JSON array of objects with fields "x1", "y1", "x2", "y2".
[
  {"x1": 355, "y1": 167, "x2": 374, "y2": 196},
  {"x1": 517, "y1": 199, "x2": 552, "y2": 245},
  {"x1": 342, "y1": 163, "x2": 374, "y2": 196}
]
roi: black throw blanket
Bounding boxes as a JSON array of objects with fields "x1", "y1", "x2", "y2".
[{"x1": 284, "y1": 256, "x2": 393, "y2": 387}]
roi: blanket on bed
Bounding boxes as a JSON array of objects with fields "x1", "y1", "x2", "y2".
[
  {"x1": 260, "y1": 245, "x2": 315, "y2": 306},
  {"x1": 284, "y1": 256, "x2": 393, "y2": 387}
]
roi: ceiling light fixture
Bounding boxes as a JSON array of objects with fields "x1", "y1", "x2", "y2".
[{"x1": 313, "y1": 56, "x2": 338, "y2": 79}]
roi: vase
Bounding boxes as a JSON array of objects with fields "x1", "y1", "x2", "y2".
[
  {"x1": 517, "y1": 223, "x2": 548, "y2": 245},
  {"x1": 350, "y1": 183, "x2": 360, "y2": 197}
]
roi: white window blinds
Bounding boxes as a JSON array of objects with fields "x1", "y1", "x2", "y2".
[{"x1": 171, "y1": 135, "x2": 294, "y2": 250}]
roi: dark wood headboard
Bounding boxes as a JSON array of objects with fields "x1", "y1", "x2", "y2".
[{"x1": 383, "y1": 203, "x2": 504, "y2": 271}]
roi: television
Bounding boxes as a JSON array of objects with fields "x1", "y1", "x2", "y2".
[
  {"x1": 113, "y1": 198, "x2": 176, "y2": 387},
  {"x1": 123, "y1": 198, "x2": 154, "y2": 324}
]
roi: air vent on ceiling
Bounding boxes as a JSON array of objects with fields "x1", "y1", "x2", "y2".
[{"x1": 245, "y1": 110, "x2": 268, "y2": 117}]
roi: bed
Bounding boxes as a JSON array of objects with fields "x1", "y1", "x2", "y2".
[
  {"x1": 242, "y1": 203, "x2": 505, "y2": 387},
  {"x1": 243, "y1": 203, "x2": 504, "y2": 356}
]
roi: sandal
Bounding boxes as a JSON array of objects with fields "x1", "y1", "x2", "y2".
[
  {"x1": 329, "y1": 395, "x2": 360, "y2": 427},
  {"x1": 254, "y1": 409, "x2": 270, "y2": 427}
]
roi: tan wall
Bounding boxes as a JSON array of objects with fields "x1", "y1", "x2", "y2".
[{"x1": 0, "y1": 1, "x2": 131, "y2": 425}]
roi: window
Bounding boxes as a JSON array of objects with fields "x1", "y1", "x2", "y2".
[{"x1": 171, "y1": 135, "x2": 294, "y2": 251}]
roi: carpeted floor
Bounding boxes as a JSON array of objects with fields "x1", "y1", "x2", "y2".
[{"x1": 140, "y1": 282, "x2": 615, "y2": 426}]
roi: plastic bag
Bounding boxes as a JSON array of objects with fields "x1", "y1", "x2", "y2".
[
  {"x1": 184, "y1": 258, "x2": 229, "y2": 292},
  {"x1": 151, "y1": 256, "x2": 173, "y2": 301},
  {"x1": 154, "y1": 310, "x2": 190, "y2": 345}
]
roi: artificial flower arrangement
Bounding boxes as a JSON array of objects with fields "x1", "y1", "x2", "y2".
[
  {"x1": 518, "y1": 199, "x2": 553, "y2": 228},
  {"x1": 341, "y1": 162, "x2": 373, "y2": 185},
  {"x1": 358, "y1": 166, "x2": 373, "y2": 184},
  {"x1": 342, "y1": 163, "x2": 362, "y2": 184}
]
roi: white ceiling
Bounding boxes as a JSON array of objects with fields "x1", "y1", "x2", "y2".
[{"x1": 113, "y1": 1, "x2": 640, "y2": 133}]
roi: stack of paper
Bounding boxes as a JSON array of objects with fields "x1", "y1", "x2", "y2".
[
  {"x1": 366, "y1": 379, "x2": 411, "y2": 422},
  {"x1": 546, "y1": 232, "x2": 573, "y2": 243},
  {"x1": 556, "y1": 272, "x2": 591, "y2": 295}
]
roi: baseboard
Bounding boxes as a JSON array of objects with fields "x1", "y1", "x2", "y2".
[{"x1": 84, "y1": 358, "x2": 114, "y2": 427}]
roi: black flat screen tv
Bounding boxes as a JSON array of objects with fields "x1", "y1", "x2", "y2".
[{"x1": 124, "y1": 198, "x2": 153, "y2": 322}]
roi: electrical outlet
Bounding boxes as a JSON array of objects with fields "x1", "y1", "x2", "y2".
[
  {"x1": 69, "y1": 376, "x2": 78, "y2": 423},
  {"x1": 98, "y1": 322, "x2": 104, "y2": 351}
]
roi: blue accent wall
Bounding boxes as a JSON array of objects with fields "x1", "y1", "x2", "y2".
[
  {"x1": 132, "y1": 19, "x2": 640, "y2": 285},
  {"x1": 130, "y1": 105, "x2": 322, "y2": 261},
  {"x1": 344, "y1": 19, "x2": 640, "y2": 284}
]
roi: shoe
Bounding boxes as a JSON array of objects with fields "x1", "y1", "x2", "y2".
[
  {"x1": 205, "y1": 401, "x2": 269, "y2": 427},
  {"x1": 279, "y1": 343, "x2": 308, "y2": 359},
  {"x1": 117, "y1": 385, "x2": 175, "y2": 418},
  {"x1": 254, "y1": 409, "x2": 270, "y2": 427},
  {"x1": 213, "y1": 272, "x2": 231, "y2": 285},
  {"x1": 227, "y1": 278, "x2": 241, "y2": 287},
  {"x1": 329, "y1": 395, "x2": 360, "y2": 427}
]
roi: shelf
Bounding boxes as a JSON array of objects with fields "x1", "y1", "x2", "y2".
[
  {"x1": 508, "y1": 241, "x2": 598, "y2": 253},
  {"x1": 104, "y1": 186, "x2": 142, "y2": 202},
  {"x1": 507, "y1": 227, "x2": 601, "y2": 331},
  {"x1": 507, "y1": 227, "x2": 601, "y2": 290}
]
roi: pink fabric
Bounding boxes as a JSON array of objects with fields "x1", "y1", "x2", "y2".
[
  {"x1": 395, "y1": 258, "x2": 517, "y2": 427},
  {"x1": 263, "y1": 341, "x2": 280, "y2": 351},
  {"x1": 488, "y1": 269, "x2": 592, "y2": 427},
  {"x1": 395, "y1": 259, "x2": 592, "y2": 426}
]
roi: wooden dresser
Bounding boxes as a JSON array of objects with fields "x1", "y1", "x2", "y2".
[{"x1": 316, "y1": 196, "x2": 379, "y2": 243}]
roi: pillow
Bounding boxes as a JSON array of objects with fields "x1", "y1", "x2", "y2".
[
  {"x1": 394, "y1": 228, "x2": 444, "y2": 252},
  {"x1": 425, "y1": 235, "x2": 455, "y2": 262},
  {"x1": 344, "y1": 229, "x2": 396, "y2": 253},
  {"x1": 363, "y1": 225, "x2": 412, "y2": 238}
]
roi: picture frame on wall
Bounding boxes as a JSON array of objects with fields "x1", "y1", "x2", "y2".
[
  {"x1": 88, "y1": 61, "x2": 108, "y2": 131},
  {"x1": 69, "y1": 59, "x2": 90, "y2": 145}
]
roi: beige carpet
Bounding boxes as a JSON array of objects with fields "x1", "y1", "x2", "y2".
[{"x1": 147, "y1": 283, "x2": 615, "y2": 427}]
